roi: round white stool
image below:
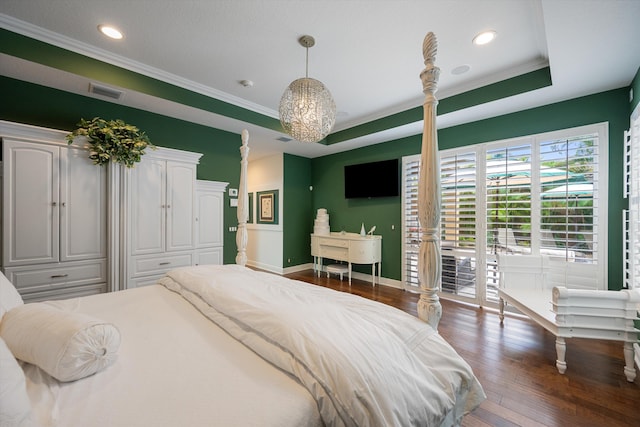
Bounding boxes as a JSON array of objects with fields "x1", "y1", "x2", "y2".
[{"x1": 326, "y1": 264, "x2": 349, "y2": 281}]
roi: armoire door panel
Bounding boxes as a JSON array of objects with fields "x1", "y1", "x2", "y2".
[
  {"x1": 2, "y1": 140, "x2": 59, "y2": 265},
  {"x1": 130, "y1": 159, "x2": 166, "y2": 255},
  {"x1": 60, "y1": 147, "x2": 107, "y2": 261},
  {"x1": 166, "y1": 162, "x2": 195, "y2": 252},
  {"x1": 196, "y1": 192, "x2": 223, "y2": 247}
]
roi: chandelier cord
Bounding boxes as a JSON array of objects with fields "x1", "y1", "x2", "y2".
[{"x1": 305, "y1": 46, "x2": 309, "y2": 78}]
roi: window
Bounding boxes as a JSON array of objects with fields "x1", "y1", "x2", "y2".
[{"x1": 402, "y1": 123, "x2": 608, "y2": 305}]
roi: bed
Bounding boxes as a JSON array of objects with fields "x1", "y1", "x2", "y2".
[{"x1": 0, "y1": 32, "x2": 485, "y2": 427}]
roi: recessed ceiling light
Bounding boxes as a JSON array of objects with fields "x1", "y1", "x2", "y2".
[
  {"x1": 451, "y1": 65, "x2": 471, "y2": 75},
  {"x1": 98, "y1": 24, "x2": 123, "y2": 40},
  {"x1": 472, "y1": 30, "x2": 497, "y2": 46}
]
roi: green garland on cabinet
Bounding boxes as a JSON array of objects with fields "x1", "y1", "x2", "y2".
[{"x1": 66, "y1": 117, "x2": 155, "y2": 167}]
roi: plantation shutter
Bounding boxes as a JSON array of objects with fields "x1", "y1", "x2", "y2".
[
  {"x1": 403, "y1": 152, "x2": 478, "y2": 295},
  {"x1": 441, "y1": 152, "x2": 477, "y2": 249},
  {"x1": 403, "y1": 124, "x2": 606, "y2": 302},
  {"x1": 539, "y1": 133, "x2": 599, "y2": 263},
  {"x1": 401, "y1": 156, "x2": 421, "y2": 289},
  {"x1": 626, "y1": 114, "x2": 640, "y2": 289},
  {"x1": 486, "y1": 144, "x2": 533, "y2": 252},
  {"x1": 440, "y1": 152, "x2": 477, "y2": 296}
]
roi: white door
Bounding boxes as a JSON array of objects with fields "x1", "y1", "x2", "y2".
[
  {"x1": 2, "y1": 140, "x2": 59, "y2": 266},
  {"x1": 130, "y1": 158, "x2": 166, "y2": 255},
  {"x1": 60, "y1": 146, "x2": 107, "y2": 261},
  {"x1": 166, "y1": 161, "x2": 195, "y2": 252}
]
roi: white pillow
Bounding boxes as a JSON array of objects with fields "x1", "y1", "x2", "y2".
[
  {"x1": 0, "y1": 337, "x2": 36, "y2": 427},
  {"x1": 0, "y1": 303, "x2": 121, "y2": 382},
  {"x1": 0, "y1": 271, "x2": 23, "y2": 323}
]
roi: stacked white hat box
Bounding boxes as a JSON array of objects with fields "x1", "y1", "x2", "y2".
[{"x1": 313, "y1": 208, "x2": 330, "y2": 235}]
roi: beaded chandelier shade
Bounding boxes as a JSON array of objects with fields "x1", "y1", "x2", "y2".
[{"x1": 279, "y1": 35, "x2": 336, "y2": 143}]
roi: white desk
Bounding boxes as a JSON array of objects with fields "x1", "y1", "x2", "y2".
[{"x1": 311, "y1": 233, "x2": 381, "y2": 285}]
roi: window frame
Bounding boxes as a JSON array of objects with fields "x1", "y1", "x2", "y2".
[{"x1": 402, "y1": 122, "x2": 609, "y2": 306}]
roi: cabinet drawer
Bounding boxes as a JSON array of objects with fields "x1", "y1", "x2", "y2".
[
  {"x1": 4, "y1": 260, "x2": 107, "y2": 291},
  {"x1": 317, "y1": 238, "x2": 349, "y2": 248},
  {"x1": 131, "y1": 253, "x2": 193, "y2": 277},
  {"x1": 318, "y1": 245, "x2": 349, "y2": 261}
]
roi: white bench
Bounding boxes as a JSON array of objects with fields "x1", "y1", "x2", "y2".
[{"x1": 497, "y1": 254, "x2": 640, "y2": 382}]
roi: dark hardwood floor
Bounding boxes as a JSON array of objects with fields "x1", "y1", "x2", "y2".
[{"x1": 284, "y1": 269, "x2": 640, "y2": 427}]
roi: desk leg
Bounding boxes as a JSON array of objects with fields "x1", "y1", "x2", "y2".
[
  {"x1": 499, "y1": 298, "x2": 505, "y2": 323},
  {"x1": 348, "y1": 262, "x2": 352, "y2": 286},
  {"x1": 555, "y1": 337, "x2": 567, "y2": 374},
  {"x1": 623, "y1": 342, "x2": 636, "y2": 382},
  {"x1": 371, "y1": 264, "x2": 375, "y2": 287}
]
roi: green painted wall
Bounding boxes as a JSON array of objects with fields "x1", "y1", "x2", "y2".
[
  {"x1": 311, "y1": 88, "x2": 630, "y2": 290},
  {"x1": 311, "y1": 138, "x2": 418, "y2": 279},
  {"x1": 283, "y1": 154, "x2": 313, "y2": 267},
  {"x1": 0, "y1": 76, "x2": 243, "y2": 264}
]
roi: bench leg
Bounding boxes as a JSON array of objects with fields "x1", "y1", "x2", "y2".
[
  {"x1": 499, "y1": 298, "x2": 505, "y2": 324},
  {"x1": 555, "y1": 337, "x2": 567, "y2": 374},
  {"x1": 623, "y1": 342, "x2": 636, "y2": 382}
]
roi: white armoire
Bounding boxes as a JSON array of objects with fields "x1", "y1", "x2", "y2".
[
  {"x1": 120, "y1": 147, "x2": 228, "y2": 289},
  {"x1": 1, "y1": 121, "x2": 109, "y2": 302},
  {"x1": 1, "y1": 121, "x2": 229, "y2": 298}
]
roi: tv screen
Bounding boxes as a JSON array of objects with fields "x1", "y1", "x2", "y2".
[{"x1": 344, "y1": 159, "x2": 399, "y2": 199}]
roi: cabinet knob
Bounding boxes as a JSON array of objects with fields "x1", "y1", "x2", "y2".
[
  {"x1": 159, "y1": 262, "x2": 171, "y2": 266},
  {"x1": 166, "y1": 205, "x2": 171, "y2": 208},
  {"x1": 61, "y1": 202, "x2": 66, "y2": 207},
  {"x1": 50, "y1": 274, "x2": 68, "y2": 279},
  {"x1": 52, "y1": 202, "x2": 57, "y2": 206}
]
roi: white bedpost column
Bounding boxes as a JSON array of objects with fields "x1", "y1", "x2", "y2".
[
  {"x1": 236, "y1": 129, "x2": 250, "y2": 266},
  {"x1": 417, "y1": 32, "x2": 442, "y2": 328}
]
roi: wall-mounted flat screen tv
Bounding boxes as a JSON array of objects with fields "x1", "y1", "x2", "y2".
[{"x1": 344, "y1": 159, "x2": 399, "y2": 199}]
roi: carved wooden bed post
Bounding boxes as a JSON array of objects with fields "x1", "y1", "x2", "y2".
[
  {"x1": 236, "y1": 129, "x2": 250, "y2": 266},
  {"x1": 417, "y1": 32, "x2": 442, "y2": 328}
]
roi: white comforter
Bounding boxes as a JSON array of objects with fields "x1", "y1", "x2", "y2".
[{"x1": 160, "y1": 265, "x2": 485, "y2": 427}]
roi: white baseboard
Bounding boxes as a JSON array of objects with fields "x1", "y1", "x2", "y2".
[
  {"x1": 244, "y1": 261, "x2": 404, "y2": 290},
  {"x1": 282, "y1": 263, "x2": 315, "y2": 275},
  {"x1": 245, "y1": 260, "x2": 283, "y2": 275}
]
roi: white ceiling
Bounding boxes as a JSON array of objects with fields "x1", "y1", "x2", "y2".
[{"x1": 0, "y1": 0, "x2": 638, "y2": 160}]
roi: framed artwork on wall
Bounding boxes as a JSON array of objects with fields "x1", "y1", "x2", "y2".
[{"x1": 257, "y1": 190, "x2": 278, "y2": 224}]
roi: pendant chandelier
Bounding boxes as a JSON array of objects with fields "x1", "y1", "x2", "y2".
[{"x1": 279, "y1": 35, "x2": 336, "y2": 143}]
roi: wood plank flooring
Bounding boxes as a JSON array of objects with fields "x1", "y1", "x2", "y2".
[{"x1": 284, "y1": 269, "x2": 640, "y2": 427}]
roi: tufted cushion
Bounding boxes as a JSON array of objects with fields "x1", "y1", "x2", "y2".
[{"x1": 0, "y1": 303, "x2": 121, "y2": 382}]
